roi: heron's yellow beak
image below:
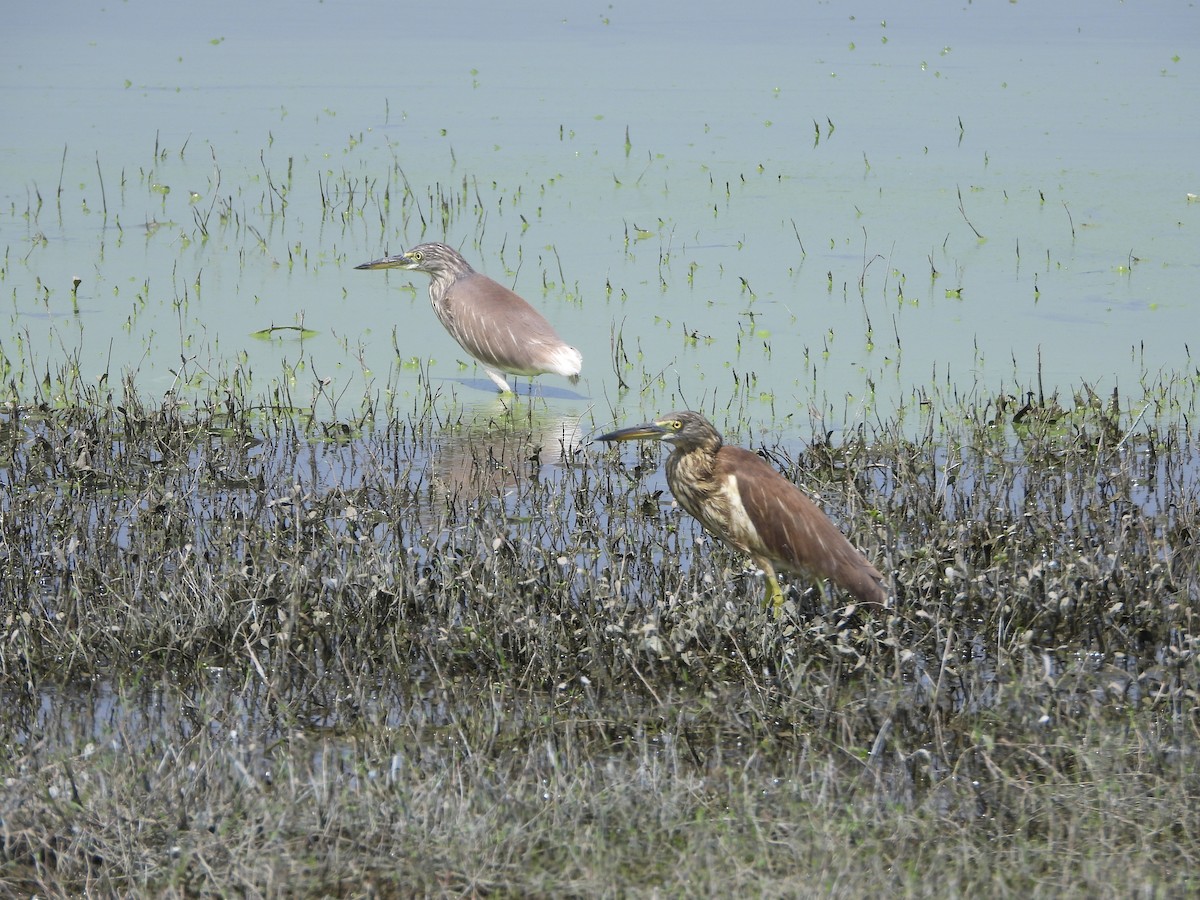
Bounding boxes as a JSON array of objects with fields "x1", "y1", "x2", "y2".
[
  {"x1": 594, "y1": 422, "x2": 670, "y2": 444},
  {"x1": 354, "y1": 253, "x2": 415, "y2": 270}
]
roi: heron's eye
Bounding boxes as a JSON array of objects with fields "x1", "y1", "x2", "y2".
[
  {"x1": 670, "y1": 420, "x2": 682, "y2": 431},
  {"x1": 412, "y1": 251, "x2": 423, "y2": 261}
]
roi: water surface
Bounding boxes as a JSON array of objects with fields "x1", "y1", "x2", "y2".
[{"x1": 4, "y1": 1, "x2": 1197, "y2": 436}]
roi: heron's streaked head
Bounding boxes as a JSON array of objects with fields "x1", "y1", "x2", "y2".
[
  {"x1": 355, "y1": 242, "x2": 472, "y2": 277},
  {"x1": 595, "y1": 411, "x2": 721, "y2": 452}
]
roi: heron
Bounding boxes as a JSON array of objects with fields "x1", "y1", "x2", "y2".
[
  {"x1": 356, "y1": 242, "x2": 583, "y2": 393},
  {"x1": 596, "y1": 411, "x2": 888, "y2": 613}
]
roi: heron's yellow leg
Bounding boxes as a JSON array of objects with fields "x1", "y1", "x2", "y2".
[{"x1": 765, "y1": 570, "x2": 785, "y2": 618}]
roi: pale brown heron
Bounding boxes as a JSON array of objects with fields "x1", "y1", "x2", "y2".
[
  {"x1": 356, "y1": 242, "x2": 582, "y2": 393},
  {"x1": 596, "y1": 411, "x2": 888, "y2": 613}
]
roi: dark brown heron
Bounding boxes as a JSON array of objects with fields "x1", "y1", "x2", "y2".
[
  {"x1": 596, "y1": 411, "x2": 888, "y2": 613},
  {"x1": 356, "y1": 242, "x2": 582, "y2": 393}
]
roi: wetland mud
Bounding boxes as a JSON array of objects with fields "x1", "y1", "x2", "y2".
[{"x1": 1, "y1": 373, "x2": 1197, "y2": 895}]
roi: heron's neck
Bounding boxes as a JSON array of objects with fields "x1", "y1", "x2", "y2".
[
  {"x1": 667, "y1": 444, "x2": 718, "y2": 488},
  {"x1": 427, "y1": 272, "x2": 458, "y2": 308}
]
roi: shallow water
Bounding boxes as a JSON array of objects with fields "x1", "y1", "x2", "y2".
[{"x1": 4, "y1": 1, "x2": 1197, "y2": 436}]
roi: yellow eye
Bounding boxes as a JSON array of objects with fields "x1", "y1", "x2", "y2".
[
  {"x1": 670, "y1": 420, "x2": 682, "y2": 430},
  {"x1": 412, "y1": 251, "x2": 423, "y2": 261}
]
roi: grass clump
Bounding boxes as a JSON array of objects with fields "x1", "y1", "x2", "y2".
[{"x1": 1, "y1": 373, "x2": 1198, "y2": 897}]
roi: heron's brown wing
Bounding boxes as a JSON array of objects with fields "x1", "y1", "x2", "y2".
[
  {"x1": 717, "y1": 447, "x2": 887, "y2": 605},
  {"x1": 443, "y1": 274, "x2": 576, "y2": 376}
]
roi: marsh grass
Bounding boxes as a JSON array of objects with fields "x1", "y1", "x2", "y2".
[{"x1": 1, "y1": 371, "x2": 1198, "y2": 897}]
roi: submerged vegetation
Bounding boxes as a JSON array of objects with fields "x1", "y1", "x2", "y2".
[{"x1": 2, "y1": 365, "x2": 1198, "y2": 896}]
